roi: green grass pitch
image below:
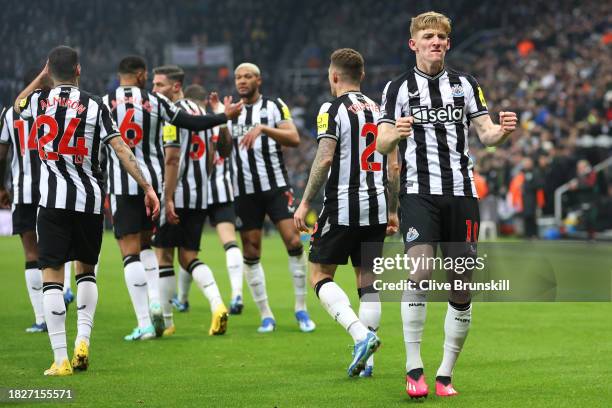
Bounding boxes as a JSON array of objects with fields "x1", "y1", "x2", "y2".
[{"x1": 1, "y1": 231, "x2": 611, "y2": 407}]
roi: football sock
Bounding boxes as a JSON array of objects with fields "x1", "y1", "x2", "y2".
[
  {"x1": 75, "y1": 272, "x2": 97, "y2": 346},
  {"x1": 63, "y1": 262, "x2": 71, "y2": 290},
  {"x1": 401, "y1": 286, "x2": 427, "y2": 372},
  {"x1": 315, "y1": 278, "x2": 368, "y2": 343},
  {"x1": 140, "y1": 247, "x2": 160, "y2": 305},
  {"x1": 188, "y1": 259, "x2": 223, "y2": 312},
  {"x1": 224, "y1": 242, "x2": 243, "y2": 299},
  {"x1": 288, "y1": 247, "x2": 307, "y2": 312},
  {"x1": 177, "y1": 265, "x2": 192, "y2": 304},
  {"x1": 158, "y1": 265, "x2": 175, "y2": 327},
  {"x1": 123, "y1": 255, "x2": 151, "y2": 328},
  {"x1": 408, "y1": 367, "x2": 424, "y2": 381},
  {"x1": 244, "y1": 257, "x2": 273, "y2": 319},
  {"x1": 358, "y1": 285, "x2": 381, "y2": 366},
  {"x1": 25, "y1": 261, "x2": 44, "y2": 325},
  {"x1": 436, "y1": 301, "x2": 472, "y2": 378},
  {"x1": 43, "y1": 282, "x2": 68, "y2": 365}
]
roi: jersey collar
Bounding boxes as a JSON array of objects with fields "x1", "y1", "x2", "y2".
[
  {"x1": 243, "y1": 95, "x2": 263, "y2": 107},
  {"x1": 413, "y1": 66, "x2": 446, "y2": 81}
]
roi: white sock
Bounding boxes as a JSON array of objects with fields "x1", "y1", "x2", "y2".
[
  {"x1": 190, "y1": 261, "x2": 223, "y2": 311},
  {"x1": 244, "y1": 259, "x2": 273, "y2": 319},
  {"x1": 177, "y1": 266, "x2": 192, "y2": 304},
  {"x1": 288, "y1": 249, "x2": 307, "y2": 312},
  {"x1": 63, "y1": 262, "x2": 71, "y2": 290},
  {"x1": 123, "y1": 255, "x2": 152, "y2": 328},
  {"x1": 437, "y1": 302, "x2": 472, "y2": 378},
  {"x1": 25, "y1": 263, "x2": 44, "y2": 324},
  {"x1": 140, "y1": 248, "x2": 160, "y2": 305},
  {"x1": 317, "y1": 280, "x2": 368, "y2": 343},
  {"x1": 359, "y1": 289, "x2": 381, "y2": 366},
  {"x1": 401, "y1": 289, "x2": 427, "y2": 372},
  {"x1": 225, "y1": 244, "x2": 243, "y2": 299},
  {"x1": 75, "y1": 272, "x2": 98, "y2": 346},
  {"x1": 158, "y1": 265, "x2": 175, "y2": 327},
  {"x1": 43, "y1": 283, "x2": 68, "y2": 365}
]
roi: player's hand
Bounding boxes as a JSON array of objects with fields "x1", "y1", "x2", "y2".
[
  {"x1": 293, "y1": 201, "x2": 310, "y2": 233},
  {"x1": 396, "y1": 116, "x2": 414, "y2": 139},
  {"x1": 224, "y1": 96, "x2": 243, "y2": 120},
  {"x1": 386, "y1": 212, "x2": 399, "y2": 236},
  {"x1": 144, "y1": 186, "x2": 160, "y2": 220},
  {"x1": 0, "y1": 188, "x2": 11, "y2": 208},
  {"x1": 165, "y1": 198, "x2": 180, "y2": 224},
  {"x1": 239, "y1": 125, "x2": 262, "y2": 150},
  {"x1": 209, "y1": 92, "x2": 221, "y2": 113},
  {"x1": 499, "y1": 111, "x2": 518, "y2": 134}
]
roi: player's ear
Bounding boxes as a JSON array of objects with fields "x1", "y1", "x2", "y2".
[
  {"x1": 408, "y1": 38, "x2": 417, "y2": 51},
  {"x1": 75, "y1": 64, "x2": 81, "y2": 77},
  {"x1": 446, "y1": 38, "x2": 451, "y2": 51}
]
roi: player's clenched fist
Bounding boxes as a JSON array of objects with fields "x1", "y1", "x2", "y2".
[
  {"x1": 396, "y1": 116, "x2": 414, "y2": 139},
  {"x1": 499, "y1": 111, "x2": 517, "y2": 134}
]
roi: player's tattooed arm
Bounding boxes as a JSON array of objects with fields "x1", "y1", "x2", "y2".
[
  {"x1": 472, "y1": 111, "x2": 518, "y2": 146},
  {"x1": 109, "y1": 136, "x2": 151, "y2": 191},
  {"x1": 301, "y1": 138, "x2": 337, "y2": 204}
]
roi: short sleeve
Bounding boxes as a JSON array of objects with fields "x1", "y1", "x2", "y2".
[
  {"x1": 0, "y1": 108, "x2": 10, "y2": 144},
  {"x1": 99, "y1": 103, "x2": 121, "y2": 143},
  {"x1": 464, "y1": 76, "x2": 489, "y2": 119},
  {"x1": 156, "y1": 92, "x2": 180, "y2": 123},
  {"x1": 271, "y1": 98, "x2": 292, "y2": 124},
  {"x1": 377, "y1": 80, "x2": 403, "y2": 126},
  {"x1": 18, "y1": 90, "x2": 39, "y2": 120},
  {"x1": 316, "y1": 102, "x2": 338, "y2": 142}
]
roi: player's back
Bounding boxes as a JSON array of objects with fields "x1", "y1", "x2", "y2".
[
  {"x1": 20, "y1": 85, "x2": 119, "y2": 213},
  {"x1": 316, "y1": 91, "x2": 387, "y2": 226},
  {"x1": 103, "y1": 86, "x2": 178, "y2": 195}
]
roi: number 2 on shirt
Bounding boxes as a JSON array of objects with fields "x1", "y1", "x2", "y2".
[
  {"x1": 34, "y1": 115, "x2": 89, "y2": 163},
  {"x1": 360, "y1": 123, "x2": 381, "y2": 172}
]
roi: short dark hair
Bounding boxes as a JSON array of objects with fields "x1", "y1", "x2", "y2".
[
  {"x1": 152, "y1": 65, "x2": 184, "y2": 84},
  {"x1": 330, "y1": 48, "x2": 364, "y2": 84},
  {"x1": 118, "y1": 56, "x2": 147, "y2": 74},
  {"x1": 48, "y1": 46, "x2": 79, "y2": 81},
  {"x1": 184, "y1": 84, "x2": 207, "y2": 102}
]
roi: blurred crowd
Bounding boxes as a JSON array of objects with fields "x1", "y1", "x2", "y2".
[{"x1": 1, "y1": 0, "x2": 610, "y2": 237}]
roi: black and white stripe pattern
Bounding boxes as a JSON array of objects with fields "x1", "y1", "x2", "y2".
[
  {"x1": 230, "y1": 96, "x2": 291, "y2": 196},
  {"x1": 163, "y1": 99, "x2": 210, "y2": 209},
  {"x1": 378, "y1": 67, "x2": 488, "y2": 197},
  {"x1": 317, "y1": 92, "x2": 387, "y2": 226},
  {"x1": 207, "y1": 131, "x2": 234, "y2": 204},
  {"x1": 103, "y1": 87, "x2": 179, "y2": 195},
  {"x1": 20, "y1": 86, "x2": 120, "y2": 214},
  {"x1": 0, "y1": 107, "x2": 40, "y2": 204}
]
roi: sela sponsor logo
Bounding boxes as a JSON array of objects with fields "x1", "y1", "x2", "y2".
[
  {"x1": 451, "y1": 84, "x2": 464, "y2": 98},
  {"x1": 405, "y1": 227, "x2": 419, "y2": 242},
  {"x1": 231, "y1": 123, "x2": 258, "y2": 138},
  {"x1": 410, "y1": 104, "x2": 463, "y2": 124}
]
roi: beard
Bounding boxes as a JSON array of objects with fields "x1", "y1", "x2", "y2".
[{"x1": 239, "y1": 87, "x2": 256, "y2": 100}]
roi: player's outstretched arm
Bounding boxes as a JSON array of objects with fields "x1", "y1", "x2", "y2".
[
  {"x1": 385, "y1": 146, "x2": 400, "y2": 235},
  {"x1": 108, "y1": 136, "x2": 160, "y2": 219},
  {"x1": 163, "y1": 146, "x2": 181, "y2": 225},
  {"x1": 172, "y1": 96, "x2": 242, "y2": 131},
  {"x1": 14, "y1": 63, "x2": 49, "y2": 114},
  {"x1": 294, "y1": 138, "x2": 337, "y2": 232},
  {"x1": 472, "y1": 111, "x2": 518, "y2": 146}
]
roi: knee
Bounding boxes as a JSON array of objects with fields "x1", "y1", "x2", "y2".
[{"x1": 242, "y1": 240, "x2": 261, "y2": 259}]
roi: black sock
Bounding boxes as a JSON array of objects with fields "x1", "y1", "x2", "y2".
[
  {"x1": 407, "y1": 367, "x2": 424, "y2": 381},
  {"x1": 436, "y1": 375, "x2": 452, "y2": 386}
]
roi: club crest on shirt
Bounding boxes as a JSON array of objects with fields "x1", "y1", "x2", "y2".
[
  {"x1": 405, "y1": 227, "x2": 420, "y2": 242},
  {"x1": 451, "y1": 84, "x2": 464, "y2": 98}
]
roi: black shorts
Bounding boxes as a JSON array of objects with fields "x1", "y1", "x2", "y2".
[
  {"x1": 400, "y1": 194, "x2": 480, "y2": 257},
  {"x1": 12, "y1": 204, "x2": 37, "y2": 235},
  {"x1": 37, "y1": 207, "x2": 104, "y2": 268},
  {"x1": 153, "y1": 208, "x2": 206, "y2": 251},
  {"x1": 308, "y1": 210, "x2": 387, "y2": 267},
  {"x1": 206, "y1": 202, "x2": 236, "y2": 227},
  {"x1": 234, "y1": 187, "x2": 295, "y2": 231},
  {"x1": 110, "y1": 194, "x2": 156, "y2": 239}
]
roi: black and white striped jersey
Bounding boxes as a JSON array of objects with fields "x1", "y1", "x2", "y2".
[
  {"x1": 317, "y1": 92, "x2": 387, "y2": 226},
  {"x1": 0, "y1": 107, "x2": 40, "y2": 204},
  {"x1": 103, "y1": 86, "x2": 179, "y2": 195},
  {"x1": 162, "y1": 99, "x2": 210, "y2": 209},
  {"x1": 19, "y1": 85, "x2": 120, "y2": 214},
  {"x1": 230, "y1": 95, "x2": 291, "y2": 196},
  {"x1": 207, "y1": 131, "x2": 234, "y2": 204},
  {"x1": 378, "y1": 67, "x2": 488, "y2": 197}
]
